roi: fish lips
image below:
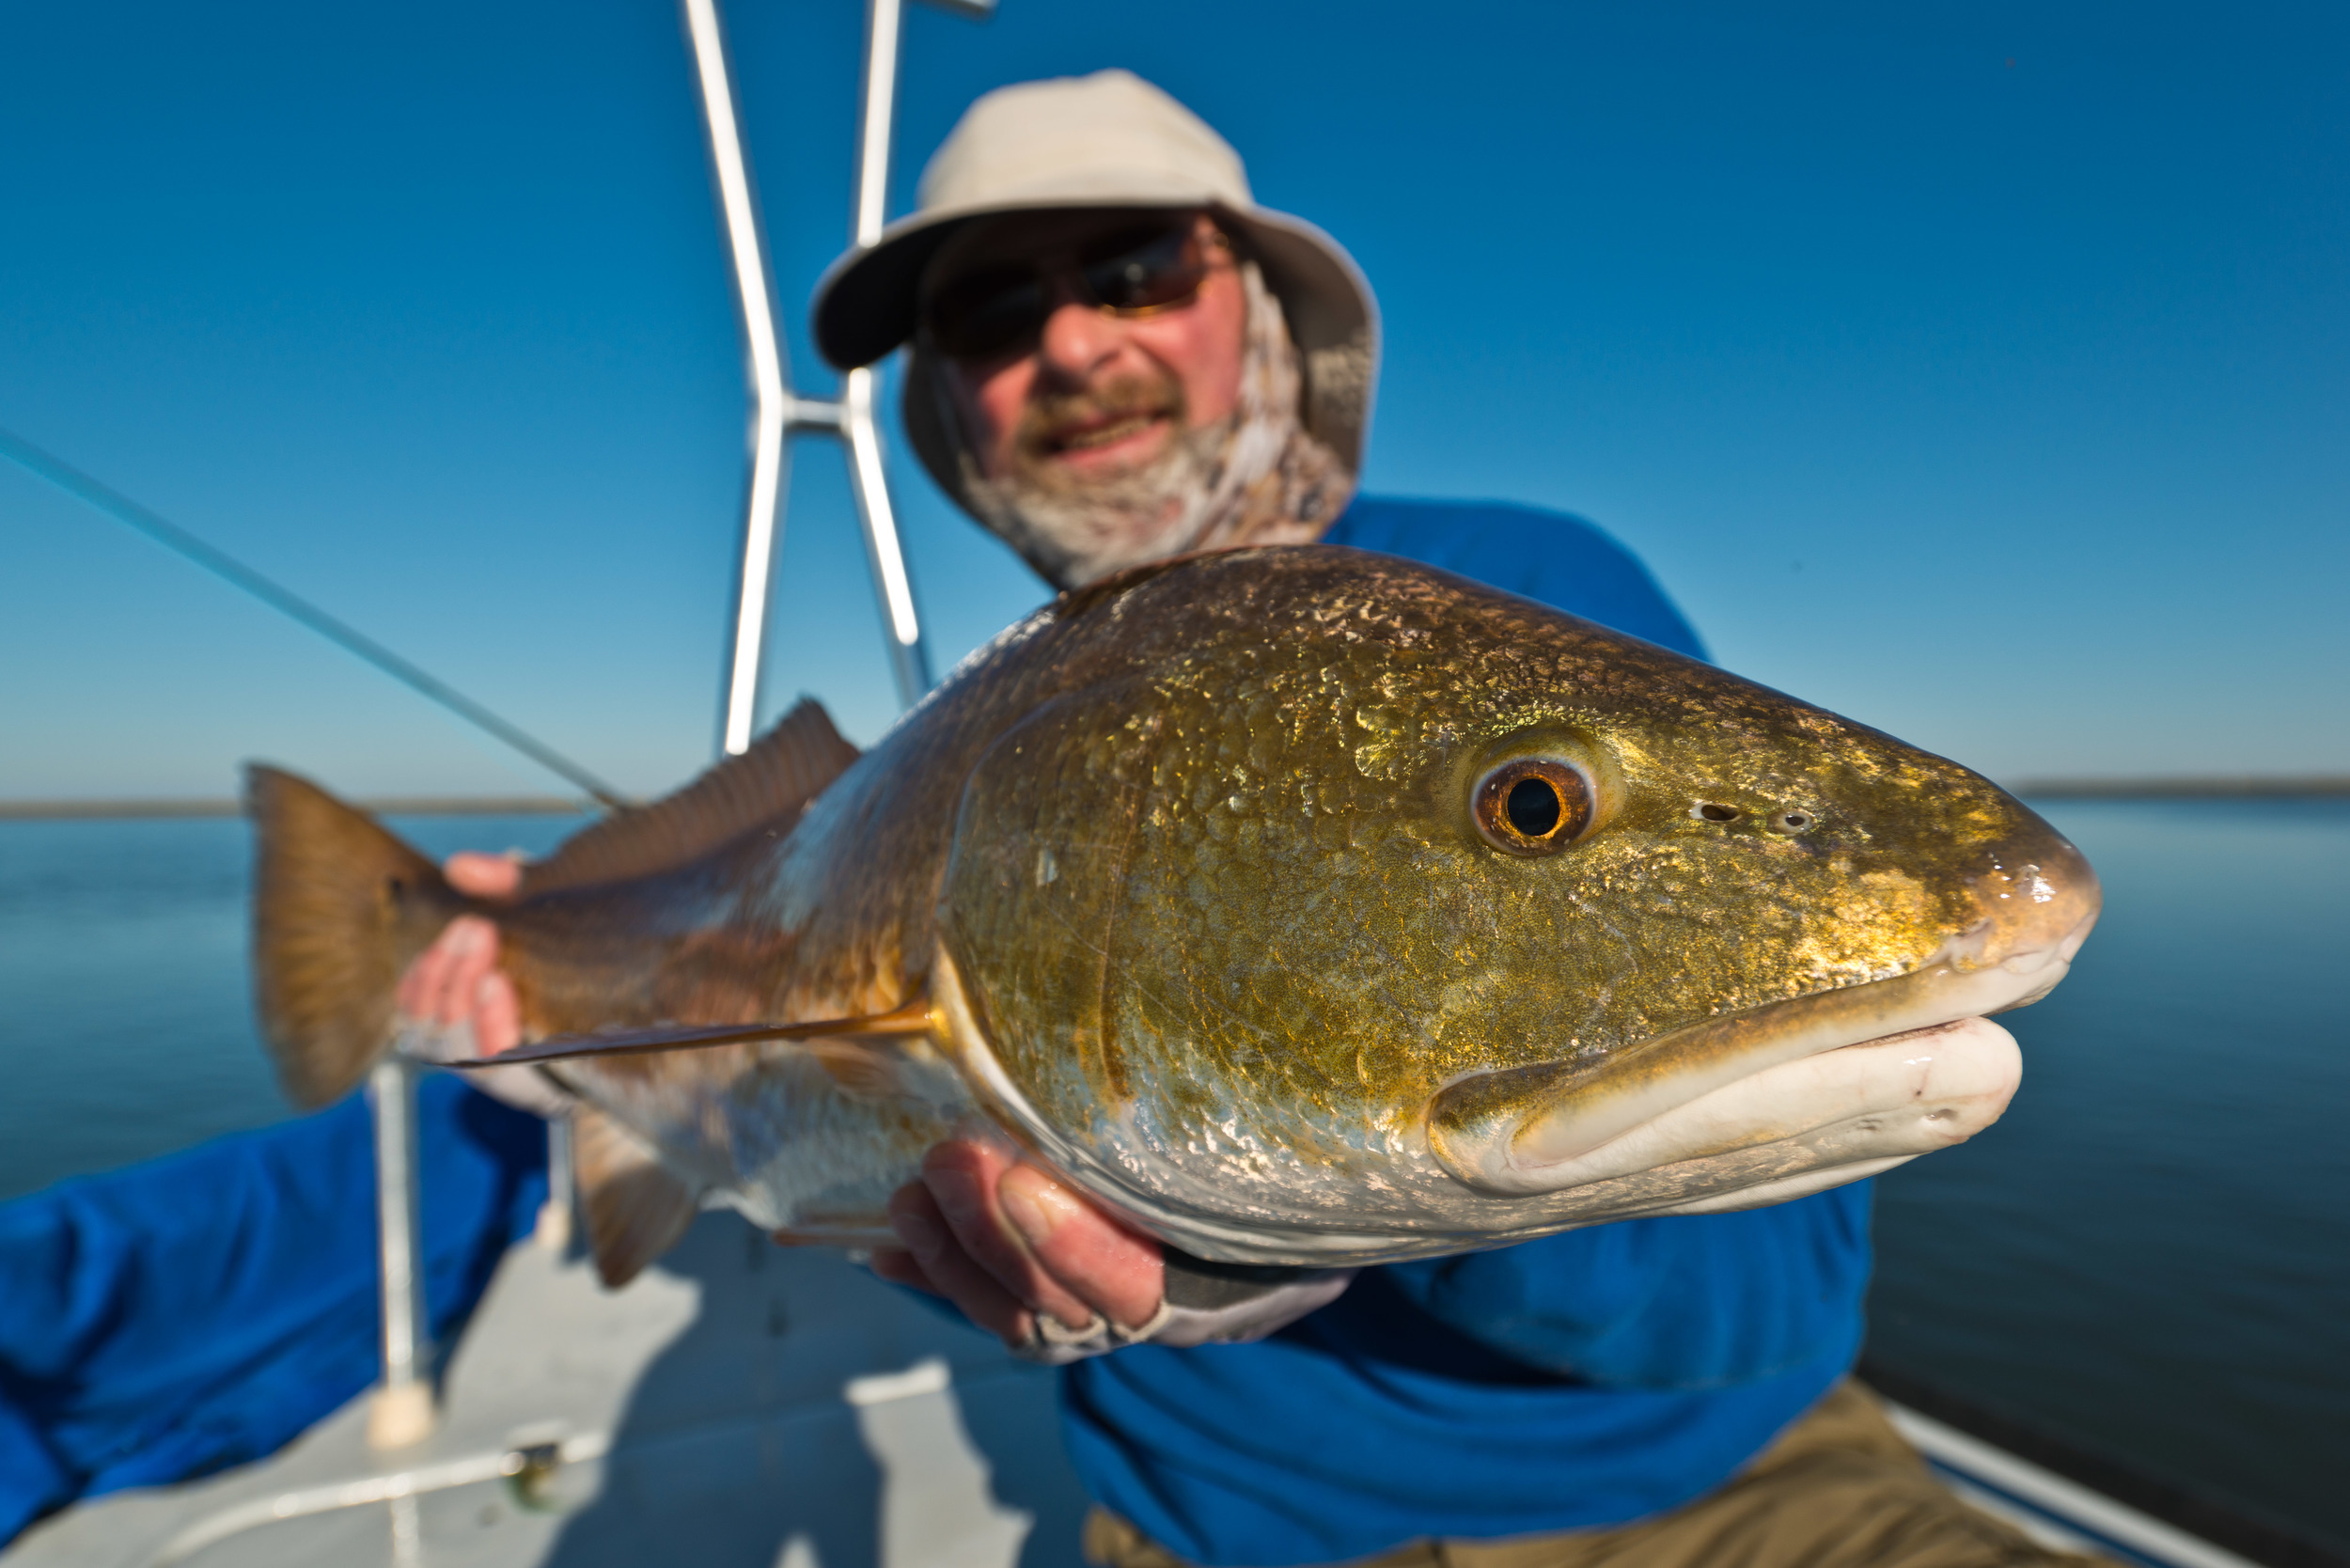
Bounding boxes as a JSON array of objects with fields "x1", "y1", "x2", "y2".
[{"x1": 1427, "y1": 852, "x2": 2101, "y2": 1200}]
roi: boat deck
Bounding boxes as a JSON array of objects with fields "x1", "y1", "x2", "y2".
[
  {"x1": 5, "y1": 1214, "x2": 1091, "y2": 1568},
  {"x1": 4, "y1": 1211, "x2": 2280, "y2": 1568}
]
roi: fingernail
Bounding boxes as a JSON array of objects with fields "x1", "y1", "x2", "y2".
[{"x1": 998, "y1": 1165, "x2": 1078, "y2": 1250}]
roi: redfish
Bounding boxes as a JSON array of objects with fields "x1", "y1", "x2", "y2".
[{"x1": 247, "y1": 546, "x2": 2097, "y2": 1284}]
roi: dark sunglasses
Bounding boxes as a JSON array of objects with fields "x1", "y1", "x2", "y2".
[{"x1": 921, "y1": 221, "x2": 1228, "y2": 363}]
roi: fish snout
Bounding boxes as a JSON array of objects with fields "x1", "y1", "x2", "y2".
[
  {"x1": 1423, "y1": 817, "x2": 2100, "y2": 1202},
  {"x1": 1956, "y1": 825, "x2": 2101, "y2": 1005}
]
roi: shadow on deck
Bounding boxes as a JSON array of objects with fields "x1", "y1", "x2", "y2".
[{"x1": 7, "y1": 1214, "x2": 1093, "y2": 1568}]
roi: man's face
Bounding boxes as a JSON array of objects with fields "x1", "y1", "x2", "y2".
[{"x1": 924, "y1": 211, "x2": 1247, "y2": 491}]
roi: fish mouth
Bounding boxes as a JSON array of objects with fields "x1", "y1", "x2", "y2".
[{"x1": 1427, "y1": 840, "x2": 2101, "y2": 1200}]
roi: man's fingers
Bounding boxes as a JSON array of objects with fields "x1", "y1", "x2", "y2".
[
  {"x1": 886, "y1": 1181, "x2": 1033, "y2": 1344},
  {"x1": 393, "y1": 917, "x2": 504, "y2": 1038},
  {"x1": 867, "y1": 1247, "x2": 940, "y2": 1295},
  {"x1": 473, "y1": 970, "x2": 521, "y2": 1058},
  {"x1": 446, "y1": 851, "x2": 524, "y2": 901},
  {"x1": 432, "y1": 918, "x2": 500, "y2": 1027},
  {"x1": 885, "y1": 1141, "x2": 1171, "y2": 1347},
  {"x1": 996, "y1": 1162, "x2": 1165, "y2": 1331},
  {"x1": 920, "y1": 1143, "x2": 1104, "y2": 1332},
  {"x1": 393, "y1": 935, "x2": 445, "y2": 1019},
  {"x1": 396, "y1": 921, "x2": 467, "y2": 1025},
  {"x1": 394, "y1": 854, "x2": 516, "y2": 1042}
]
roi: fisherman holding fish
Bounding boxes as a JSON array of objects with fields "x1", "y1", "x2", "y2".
[{"x1": 396, "y1": 71, "x2": 2109, "y2": 1568}]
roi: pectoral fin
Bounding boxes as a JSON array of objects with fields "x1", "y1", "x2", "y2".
[
  {"x1": 572, "y1": 1107, "x2": 701, "y2": 1288},
  {"x1": 446, "y1": 995, "x2": 941, "y2": 1070}
]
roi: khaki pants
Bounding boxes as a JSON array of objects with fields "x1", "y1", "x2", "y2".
[{"x1": 1083, "y1": 1381, "x2": 2119, "y2": 1568}]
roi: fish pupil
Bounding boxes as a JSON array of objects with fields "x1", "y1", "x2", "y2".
[
  {"x1": 1507, "y1": 778, "x2": 1562, "y2": 838},
  {"x1": 1472, "y1": 757, "x2": 1591, "y2": 855}
]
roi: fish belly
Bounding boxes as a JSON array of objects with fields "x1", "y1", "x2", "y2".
[{"x1": 556, "y1": 1042, "x2": 984, "y2": 1244}]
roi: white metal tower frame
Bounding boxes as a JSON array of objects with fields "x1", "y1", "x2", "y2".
[{"x1": 689, "y1": 0, "x2": 993, "y2": 746}]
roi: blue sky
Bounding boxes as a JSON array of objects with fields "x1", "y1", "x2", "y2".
[{"x1": 3, "y1": 0, "x2": 2343, "y2": 801}]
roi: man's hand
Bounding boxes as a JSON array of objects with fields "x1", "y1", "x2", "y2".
[
  {"x1": 870, "y1": 1139, "x2": 1166, "y2": 1349},
  {"x1": 393, "y1": 852, "x2": 524, "y2": 1058},
  {"x1": 394, "y1": 851, "x2": 574, "y2": 1118}
]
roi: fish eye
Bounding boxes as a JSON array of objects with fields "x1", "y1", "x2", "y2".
[
  {"x1": 1472, "y1": 759, "x2": 1593, "y2": 855},
  {"x1": 1767, "y1": 809, "x2": 1813, "y2": 834}
]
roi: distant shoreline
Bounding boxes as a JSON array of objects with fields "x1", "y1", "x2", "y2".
[
  {"x1": 0, "y1": 797, "x2": 593, "y2": 820},
  {"x1": 3, "y1": 778, "x2": 2346, "y2": 820},
  {"x1": 2006, "y1": 777, "x2": 2350, "y2": 800}
]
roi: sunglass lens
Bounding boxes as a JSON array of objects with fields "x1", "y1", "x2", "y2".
[
  {"x1": 1080, "y1": 226, "x2": 1205, "y2": 313},
  {"x1": 927, "y1": 266, "x2": 1046, "y2": 360}
]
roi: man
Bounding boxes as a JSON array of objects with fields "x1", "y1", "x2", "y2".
[{"x1": 406, "y1": 70, "x2": 2107, "y2": 1568}]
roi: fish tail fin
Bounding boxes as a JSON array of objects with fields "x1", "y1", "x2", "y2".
[
  {"x1": 244, "y1": 764, "x2": 461, "y2": 1107},
  {"x1": 572, "y1": 1106, "x2": 700, "y2": 1288}
]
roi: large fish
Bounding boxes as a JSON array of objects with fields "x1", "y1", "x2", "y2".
[{"x1": 246, "y1": 546, "x2": 2097, "y2": 1285}]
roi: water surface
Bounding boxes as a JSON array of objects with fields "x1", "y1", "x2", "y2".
[
  {"x1": 0, "y1": 813, "x2": 578, "y2": 1195},
  {"x1": 1870, "y1": 798, "x2": 2349, "y2": 1549}
]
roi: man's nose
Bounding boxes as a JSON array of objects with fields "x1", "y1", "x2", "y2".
[{"x1": 1037, "y1": 300, "x2": 1128, "y2": 379}]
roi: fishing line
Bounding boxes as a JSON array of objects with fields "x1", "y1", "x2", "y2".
[{"x1": 0, "y1": 424, "x2": 630, "y2": 812}]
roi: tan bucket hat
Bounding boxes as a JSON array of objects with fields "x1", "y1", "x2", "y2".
[{"x1": 810, "y1": 70, "x2": 1377, "y2": 508}]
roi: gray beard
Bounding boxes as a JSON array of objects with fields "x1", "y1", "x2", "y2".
[
  {"x1": 956, "y1": 263, "x2": 1353, "y2": 590},
  {"x1": 964, "y1": 416, "x2": 1233, "y2": 588}
]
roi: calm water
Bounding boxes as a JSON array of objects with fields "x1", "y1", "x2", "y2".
[
  {"x1": 1870, "y1": 798, "x2": 2350, "y2": 1549},
  {"x1": 0, "y1": 813, "x2": 581, "y2": 1196},
  {"x1": 0, "y1": 802, "x2": 2342, "y2": 1547}
]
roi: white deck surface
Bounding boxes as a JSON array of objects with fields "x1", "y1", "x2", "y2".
[
  {"x1": 4, "y1": 1215, "x2": 1093, "y2": 1568},
  {"x1": 4, "y1": 1213, "x2": 2267, "y2": 1568}
]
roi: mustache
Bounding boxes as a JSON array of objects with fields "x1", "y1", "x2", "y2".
[{"x1": 1012, "y1": 370, "x2": 1186, "y2": 461}]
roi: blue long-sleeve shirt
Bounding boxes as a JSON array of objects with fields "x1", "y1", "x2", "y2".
[
  {"x1": 0, "y1": 1077, "x2": 548, "y2": 1544},
  {"x1": 1058, "y1": 495, "x2": 1873, "y2": 1567}
]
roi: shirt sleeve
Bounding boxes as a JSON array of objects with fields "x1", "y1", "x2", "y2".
[
  {"x1": 0, "y1": 1077, "x2": 548, "y2": 1544},
  {"x1": 1371, "y1": 1184, "x2": 1873, "y2": 1389},
  {"x1": 1324, "y1": 498, "x2": 1709, "y2": 663}
]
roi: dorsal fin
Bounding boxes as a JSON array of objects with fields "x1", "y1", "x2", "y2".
[{"x1": 522, "y1": 699, "x2": 859, "y2": 896}]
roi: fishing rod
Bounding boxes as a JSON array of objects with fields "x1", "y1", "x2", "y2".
[{"x1": 0, "y1": 424, "x2": 631, "y2": 812}]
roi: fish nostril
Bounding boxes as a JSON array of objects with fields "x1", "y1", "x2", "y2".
[
  {"x1": 1695, "y1": 802, "x2": 1740, "y2": 823},
  {"x1": 1767, "y1": 810, "x2": 1812, "y2": 834}
]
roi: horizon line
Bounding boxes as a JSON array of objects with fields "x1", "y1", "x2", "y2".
[{"x1": 0, "y1": 796, "x2": 593, "y2": 821}]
